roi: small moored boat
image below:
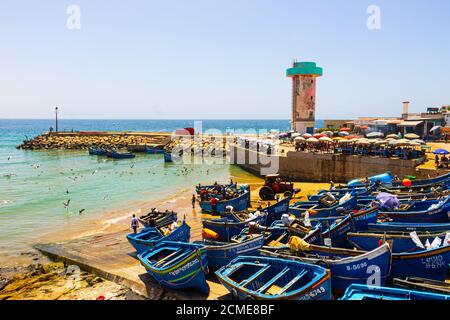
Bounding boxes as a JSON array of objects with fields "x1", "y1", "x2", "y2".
[
  {"x1": 106, "y1": 150, "x2": 136, "y2": 159},
  {"x1": 138, "y1": 241, "x2": 209, "y2": 294},
  {"x1": 127, "y1": 221, "x2": 190, "y2": 253},
  {"x1": 340, "y1": 284, "x2": 450, "y2": 300},
  {"x1": 138, "y1": 209, "x2": 177, "y2": 228},
  {"x1": 215, "y1": 256, "x2": 332, "y2": 300}
]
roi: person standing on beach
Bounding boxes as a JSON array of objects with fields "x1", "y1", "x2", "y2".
[
  {"x1": 192, "y1": 194, "x2": 196, "y2": 208},
  {"x1": 131, "y1": 214, "x2": 139, "y2": 234}
]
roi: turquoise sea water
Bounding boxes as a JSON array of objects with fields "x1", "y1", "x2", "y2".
[
  {"x1": 0, "y1": 119, "x2": 305, "y2": 257},
  {"x1": 0, "y1": 119, "x2": 326, "y2": 257}
]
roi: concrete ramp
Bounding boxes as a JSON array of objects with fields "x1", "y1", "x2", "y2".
[{"x1": 34, "y1": 231, "x2": 229, "y2": 300}]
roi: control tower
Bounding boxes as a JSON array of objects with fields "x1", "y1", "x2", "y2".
[{"x1": 286, "y1": 61, "x2": 323, "y2": 133}]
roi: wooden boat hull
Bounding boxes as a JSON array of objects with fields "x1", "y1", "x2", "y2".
[
  {"x1": 391, "y1": 245, "x2": 450, "y2": 281},
  {"x1": 348, "y1": 231, "x2": 448, "y2": 253},
  {"x1": 393, "y1": 277, "x2": 450, "y2": 295},
  {"x1": 347, "y1": 172, "x2": 394, "y2": 187},
  {"x1": 195, "y1": 235, "x2": 265, "y2": 270},
  {"x1": 260, "y1": 243, "x2": 391, "y2": 296},
  {"x1": 106, "y1": 151, "x2": 135, "y2": 159},
  {"x1": 200, "y1": 191, "x2": 250, "y2": 214},
  {"x1": 340, "y1": 284, "x2": 450, "y2": 300},
  {"x1": 289, "y1": 196, "x2": 357, "y2": 219},
  {"x1": 202, "y1": 214, "x2": 266, "y2": 242},
  {"x1": 215, "y1": 256, "x2": 332, "y2": 300},
  {"x1": 139, "y1": 210, "x2": 177, "y2": 228},
  {"x1": 379, "y1": 196, "x2": 450, "y2": 223},
  {"x1": 163, "y1": 151, "x2": 173, "y2": 162},
  {"x1": 319, "y1": 215, "x2": 353, "y2": 248},
  {"x1": 146, "y1": 147, "x2": 165, "y2": 154},
  {"x1": 368, "y1": 222, "x2": 450, "y2": 233},
  {"x1": 126, "y1": 221, "x2": 191, "y2": 253},
  {"x1": 138, "y1": 241, "x2": 209, "y2": 294}
]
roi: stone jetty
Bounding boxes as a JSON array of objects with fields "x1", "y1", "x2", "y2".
[{"x1": 17, "y1": 132, "x2": 171, "y2": 150}]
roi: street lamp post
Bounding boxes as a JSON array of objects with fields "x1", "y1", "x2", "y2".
[{"x1": 55, "y1": 107, "x2": 59, "y2": 133}]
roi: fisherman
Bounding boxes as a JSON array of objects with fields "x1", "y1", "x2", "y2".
[
  {"x1": 192, "y1": 194, "x2": 196, "y2": 208},
  {"x1": 131, "y1": 214, "x2": 139, "y2": 234}
]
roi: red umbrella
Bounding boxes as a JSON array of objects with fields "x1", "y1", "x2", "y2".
[
  {"x1": 313, "y1": 133, "x2": 326, "y2": 139},
  {"x1": 340, "y1": 128, "x2": 351, "y2": 132},
  {"x1": 359, "y1": 126, "x2": 369, "y2": 130}
]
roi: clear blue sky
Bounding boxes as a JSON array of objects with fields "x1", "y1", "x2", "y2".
[{"x1": 1, "y1": 0, "x2": 449, "y2": 120}]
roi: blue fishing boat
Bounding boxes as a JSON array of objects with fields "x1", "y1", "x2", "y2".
[
  {"x1": 340, "y1": 284, "x2": 450, "y2": 300},
  {"x1": 222, "y1": 197, "x2": 290, "y2": 226},
  {"x1": 106, "y1": 150, "x2": 136, "y2": 159},
  {"x1": 146, "y1": 146, "x2": 165, "y2": 154},
  {"x1": 215, "y1": 256, "x2": 332, "y2": 300},
  {"x1": 378, "y1": 195, "x2": 450, "y2": 223},
  {"x1": 351, "y1": 205, "x2": 379, "y2": 230},
  {"x1": 348, "y1": 231, "x2": 449, "y2": 253},
  {"x1": 318, "y1": 215, "x2": 354, "y2": 248},
  {"x1": 391, "y1": 171, "x2": 450, "y2": 189},
  {"x1": 260, "y1": 243, "x2": 391, "y2": 296},
  {"x1": 138, "y1": 241, "x2": 209, "y2": 294},
  {"x1": 393, "y1": 277, "x2": 450, "y2": 295},
  {"x1": 194, "y1": 233, "x2": 265, "y2": 270},
  {"x1": 346, "y1": 172, "x2": 395, "y2": 187},
  {"x1": 163, "y1": 151, "x2": 173, "y2": 162},
  {"x1": 138, "y1": 209, "x2": 177, "y2": 228},
  {"x1": 127, "y1": 221, "x2": 190, "y2": 253},
  {"x1": 308, "y1": 186, "x2": 373, "y2": 201},
  {"x1": 202, "y1": 211, "x2": 267, "y2": 242},
  {"x1": 88, "y1": 147, "x2": 107, "y2": 156},
  {"x1": 391, "y1": 245, "x2": 450, "y2": 281},
  {"x1": 289, "y1": 194, "x2": 357, "y2": 219},
  {"x1": 200, "y1": 190, "x2": 251, "y2": 214},
  {"x1": 368, "y1": 221, "x2": 450, "y2": 233}
]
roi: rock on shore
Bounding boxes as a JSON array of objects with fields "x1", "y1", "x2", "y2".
[{"x1": 17, "y1": 133, "x2": 170, "y2": 150}]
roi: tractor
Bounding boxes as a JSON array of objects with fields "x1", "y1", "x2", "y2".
[{"x1": 258, "y1": 174, "x2": 301, "y2": 200}]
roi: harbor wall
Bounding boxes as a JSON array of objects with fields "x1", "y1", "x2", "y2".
[{"x1": 231, "y1": 146, "x2": 427, "y2": 183}]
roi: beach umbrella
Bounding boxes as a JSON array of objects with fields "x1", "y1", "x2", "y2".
[
  {"x1": 338, "y1": 131, "x2": 349, "y2": 137},
  {"x1": 294, "y1": 136, "x2": 306, "y2": 142},
  {"x1": 404, "y1": 133, "x2": 420, "y2": 140},
  {"x1": 430, "y1": 125, "x2": 442, "y2": 133},
  {"x1": 412, "y1": 139, "x2": 426, "y2": 145},
  {"x1": 313, "y1": 133, "x2": 326, "y2": 139},
  {"x1": 366, "y1": 132, "x2": 384, "y2": 138},
  {"x1": 306, "y1": 137, "x2": 319, "y2": 144},
  {"x1": 433, "y1": 149, "x2": 450, "y2": 155},
  {"x1": 333, "y1": 137, "x2": 343, "y2": 141},
  {"x1": 386, "y1": 134, "x2": 400, "y2": 139},
  {"x1": 359, "y1": 126, "x2": 370, "y2": 130},
  {"x1": 409, "y1": 141, "x2": 421, "y2": 147},
  {"x1": 393, "y1": 139, "x2": 412, "y2": 146},
  {"x1": 303, "y1": 133, "x2": 312, "y2": 138},
  {"x1": 356, "y1": 138, "x2": 370, "y2": 145},
  {"x1": 291, "y1": 133, "x2": 301, "y2": 139},
  {"x1": 322, "y1": 131, "x2": 334, "y2": 137},
  {"x1": 319, "y1": 136, "x2": 333, "y2": 143},
  {"x1": 375, "y1": 140, "x2": 388, "y2": 145}
]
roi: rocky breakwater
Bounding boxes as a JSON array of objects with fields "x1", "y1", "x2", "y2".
[{"x1": 17, "y1": 133, "x2": 170, "y2": 151}]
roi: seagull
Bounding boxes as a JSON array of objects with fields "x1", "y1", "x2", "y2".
[
  {"x1": 63, "y1": 199, "x2": 71, "y2": 209},
  {"x1": 7, "y1": 156, "x2": 10, "y2": 161},
  {"x1": 79, "y1": 209, "x2": 85, "y2": 215},
  {"x1": 66, "y1": 189, "x2": 69, "y2": 194}
]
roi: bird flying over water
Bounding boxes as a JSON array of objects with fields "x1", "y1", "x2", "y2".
[
  {"x1": 63, "y1": 199, "x2": 71, "y2": 209},
  {"x1": 79, "y1": 209, "x2": 85, "y2": 215}
]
